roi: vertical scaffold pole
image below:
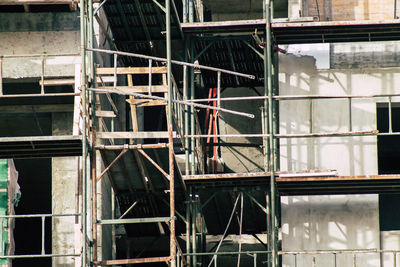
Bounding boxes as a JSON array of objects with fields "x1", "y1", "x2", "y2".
[
  {"x1": 265, "y1": 1, "x2": 278, "y2": 267},
  {"x1": 166, "y1": 0, "x2": 176, "y2": 266},
  {"x1": 80, "y1": 0, "x2": 88, "y2": 266},
  {"x1": 87, "y1": 0, "x2": 95, "y2": 265},
  {"x1": 190, "y1": 40, "x2": 196, "y2": 174}
]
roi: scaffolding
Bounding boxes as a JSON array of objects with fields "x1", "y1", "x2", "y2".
[{"x1": 2, "y1": 0, "x2": 400, "y2": 267}]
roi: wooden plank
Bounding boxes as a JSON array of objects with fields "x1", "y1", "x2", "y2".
[
  {"x1": 39, "y1": 78, "x2": 75, "y2": 86},
  {"x1": 126, "y1": 98, "x2": 166, "y2": 107},
  {"x1": 96, "y1": 67, "x2": 167, "y2": 75},
  {"x1": 99, "y1": 256, "x2": 170, "y2": 265},
  {"x1": 96, "y1": 76, "x2": 116, "y2": 84},
  {"x1": 127, "y1": 74, "x2": 139, "y2": 133},
  {"x1": 97, "y1": 131, "x2": 177, "y2": 139},
  {"x1": 95, "y1": 110, "x2": 116, "y2": 118},
  {"x1": 97, "y1": 85, "x2": 168, "y2": 93}
]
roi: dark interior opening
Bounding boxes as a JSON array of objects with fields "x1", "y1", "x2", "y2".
[
  {"x1": 13, "y1": 159, "x2": 52, "y2": 267},
  {"x1": 0, "y1": 4, "x2": 72, "y2": 13},
  {"x1": 377, "y1": 104, "x2": 400, "y2": 231},
  {"x1": 0, "y1": 110, "x2": 52, "y2": 266}
]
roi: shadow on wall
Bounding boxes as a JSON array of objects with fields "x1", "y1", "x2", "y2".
[
  {"x1": 218, "y1": 87, "x2": 265, "y2": 173},
  {"x1": 278, "y1": 51, "x2": 400, "y2": 176},
  {"x1": 281, "y1": 195, "x2": 380, "y2": 267}
]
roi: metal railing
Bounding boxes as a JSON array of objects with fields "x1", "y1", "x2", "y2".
[
  {"x1": 0, "y1": 53, "x2": 80, "y2": 97},
  {"x1": 179, "y1": 249, "x2": 400, "y2": 267},
  {"x1": 0, "y1": 213, "x2": 81, "y2": 260}
]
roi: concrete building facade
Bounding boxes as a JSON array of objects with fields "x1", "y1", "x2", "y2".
[{"x1": 1, "y1": 0, "x2": 400, "y2": 267}]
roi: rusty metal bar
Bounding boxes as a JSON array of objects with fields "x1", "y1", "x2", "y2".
[
  {"x1": 92, "y1": 129, "x2": 98, "y2": 266},
  {"x1": 137, "y1": 148, "x2": 170, "y2": 180},
  {"x1": 96, "y1": 148, "x2": 128, "y2": 182},
  {"x1": 166, "y1": 0, "x2": 176, "y2": 264}
]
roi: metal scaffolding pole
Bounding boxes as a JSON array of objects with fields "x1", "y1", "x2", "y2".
[
  {"x1": 190, "y1": 39, "x2": 196, "y2": 174},
  {"x1": 166, "y1": 0, "x2": 177, "y2": 266},
  {"x1": 80, "y1": 0, "x2": 88, "y2": 265},
  {"x1": 265, "y1": 1, "x2": 278, "y2": 267}
]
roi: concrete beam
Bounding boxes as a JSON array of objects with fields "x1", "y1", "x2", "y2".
[{"x1": 0, "y1": 13, "x2": 79, "y2": 32}]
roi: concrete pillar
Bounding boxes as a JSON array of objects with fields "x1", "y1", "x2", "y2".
[{"x1": 52, "y1": 112, "x2": 79, "y2": 267}]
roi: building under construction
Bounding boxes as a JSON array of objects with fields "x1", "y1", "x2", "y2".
[{"x1": 1, "y1": 0, "x2": 400, "y2": 266}]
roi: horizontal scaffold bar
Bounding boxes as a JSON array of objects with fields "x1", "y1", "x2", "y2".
[
  {"x1": 97, "y1": 256, "x2": 170, "y2": 266},
  {"x1": 96, "y1": 131, "x2": 177, "y2": 139},
  {"x1": 95, "y1": 143, "x2": 169, "y2": 150},
  {"x1": 89, "y1": 87, "x2": 255, "y2": 118},
  {"x1": 97, "y1": 217, "x2": 175, "y2": 225},
  {"x1": 87, "y1": 48, "x2": 255, "y2": 79}
]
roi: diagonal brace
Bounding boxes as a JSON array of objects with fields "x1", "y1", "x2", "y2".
[
  {"x1": 96, "y1": 147, "x2": 128, "y2": 182},
  {"x1": 138, "y1": 148, "x2": 170, "y2": 181}
]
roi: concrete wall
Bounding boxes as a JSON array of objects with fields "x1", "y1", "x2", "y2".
[
  {"x1": 277, "y1": 42, "x2": 400, "y2": 266},
  {"x1": 331, "y1": 41, "x2": 400, "y2": 69},
  {"x1": 298, "y1": 0, "x2": 395, "y2": 21},
  {"x1": 52, "y1": 112, "x2": 78, "y2": 267},
  {"x1": 219, "y1": 87, "x2": 265, "y2": 173},
  {"x1": 0, "y1": 13, "x2": 80, "y2": 79},
  {"x1": 381, "y1": 231, "x2": 400, "y2": 267},
  {"x1": 278, "y1": 52, "x2": 400, "y2": 175},
  {"x1": 282, "y1": 195, "x2": 380, "y2": 267}
]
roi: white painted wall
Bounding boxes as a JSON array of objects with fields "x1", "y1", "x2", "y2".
[
  {"x1": 277, "y1": 46, "x2": 400, "y2": 267},
  {"x1": 381, "y1": 231, "x2": 400, "y2": 267},
  {"x1": 278, "y1": 53, "x2": 400, "y2": 175},
  {"x1": 282, "y1": 195, "x2": 380, "y2": 267}
]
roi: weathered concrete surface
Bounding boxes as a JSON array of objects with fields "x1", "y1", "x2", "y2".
[
  {"x1": 302, "y1": 0, "x2": 395, "y2": 21},
  {"x1": 282, "y1": 195, "x2": 380, "y2": 267},
  {"x1": 219, "y1": 87, "x2": 264, "y2": 173},
  {"x1": 330, "y1": 42, "x2": 400, "y2": 69},
  {"x1": 0, "y1": 31, "x2": 80, "y2": 78},
  {"x1": 52, "y1": 112, "x2": 78, "y2": 267},
  {"x1": 0, "y1": 12, "x2": 80, "y2": 79},
  {"x1": 0, "y1": 12, "x2": 79, "y2": 32}
]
